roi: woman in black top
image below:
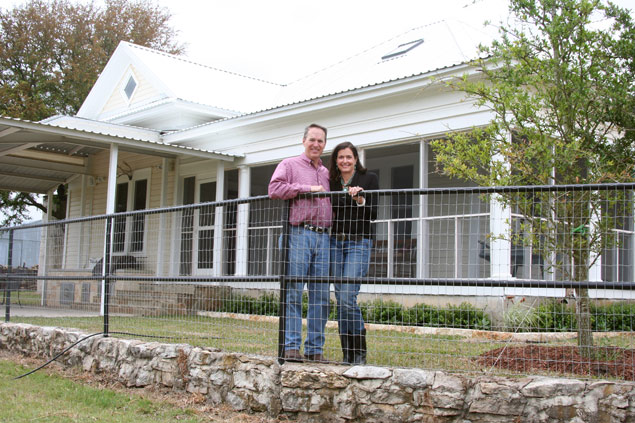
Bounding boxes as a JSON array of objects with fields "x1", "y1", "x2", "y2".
[{"x1": 329, "y1": 142, "x2": 379, "y2": 364}]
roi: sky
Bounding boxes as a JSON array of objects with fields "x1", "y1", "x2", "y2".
[
  {"x1": 7, "y1": 0, "x2": 635, "y2": 222},
  {"x1": 158, "y1": 0, "x2": 634, "y2": 83},
  {"x1": 159, "y1": 0, "x2": 513, "y2": 83}
]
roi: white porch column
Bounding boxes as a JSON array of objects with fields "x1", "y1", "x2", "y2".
[
  {"x1": 588, "y1": 202, "x2": 602, "y2": 281},
  {"x1": 169, "y1": 158, "x2": 181, "y2": 276},
  {"x1": 213, "y1": 162, "x2": 225, "y2": 276},
  {"x1": 490, "y1": 195, "x2": 512, "y2": 279},
  {"x1": 101, "y1": 144, "x2": 118, "y2": 315},
  {"x1": 418, "y1": 140, "x2": 429, "y2": 279},
  {"x1": 156, "y1": 158, "x2": 169, "y2": 276},
  {"x1": 490, "y1": 135, "x2": 512, "y2": 280},
  {"x1": 235, "y1": 165, "x2": 251, "y2": 276},
  {"x1": 105, "y1": 144, "x2": 119, "y2": 215},
  {"x1": 358, "y1": 148, "x2": 366, "y2": 170},
  {"x1": 77, "y1": 175, "x2": 88, "y2": 268}
]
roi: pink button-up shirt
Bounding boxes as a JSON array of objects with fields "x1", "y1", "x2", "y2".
[{"x1": 268, "y1": 153, "x2": 332, "y2": 228}]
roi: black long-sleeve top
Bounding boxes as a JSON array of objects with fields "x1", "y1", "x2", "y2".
[{"x1": 330, "y1": 171, "x2": 379, "y2": 239}]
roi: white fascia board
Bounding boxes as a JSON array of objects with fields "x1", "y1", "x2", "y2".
[
  {"x1": 77, "y1": 43, "x2": 134, "y2": 118},
  {"x1": 106, "y1": 98, "x2": 239, "y2": 126},
  {"x1": 164, "y1": 63, "x2": 475, "y2": 145},
  {"x1": 77, "y1": 42, "x2": 174, "y2": 120},
  {"x1": 1, "y1": 116, "x2": 238, "y2": 161},
  {"x1": 43, "y1": 115, "x2": 161, "y2": 142}
]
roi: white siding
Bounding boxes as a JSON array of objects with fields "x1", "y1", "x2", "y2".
[{"x1": 101, "y1": 65, "x2": 161, "y2": 115}]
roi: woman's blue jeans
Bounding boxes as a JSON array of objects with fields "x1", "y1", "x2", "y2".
[
  {"x1": 284, "y1": 226, "x2": 330, "y2": 355},
  {"x1": 330, "y1": 237, "x2": 372, "y2": 335}
]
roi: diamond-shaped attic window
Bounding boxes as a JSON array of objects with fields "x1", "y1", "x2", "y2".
[{"x1": 123, "y1": 75, "x2": 137, "y2": 100}]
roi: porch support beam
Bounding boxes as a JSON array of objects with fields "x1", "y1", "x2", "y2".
[
  {"x1": 0, "y1": 170, "x2": 68, "y2": 183},
  {"x1": 235, "y1": 165, "x2": 250, "y2": 276},
  {"x1": 490, "y1": 134, "x2": 512, "y2": 281},
  {"x1": 418, "y1": 140, "x2": 429, "y2": 279},
  {"x1": 0, "y1": 156, "x2": 88, "y2": 174},
  {"x1": 213, "y1": 162, "x2": 225, "y2": 276},
  {"x1": 0, "y1": 184, "x2": 49, "y2": 194},
  {"x1": 156, "y1": 158, "x2": 170, "y2": 276},
  {"x1": 101, "y1": 144, "x2": 119, "y2": 315}
]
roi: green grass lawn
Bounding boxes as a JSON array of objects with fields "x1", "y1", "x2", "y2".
[
  {"x1": 2, "y1": 314, "x2": 527, "y2": 372},
  {"x1": 6, "y1": 313, "x2": 634, "y2": 376},
  {"x1": 2, "y1": 290, "x2": 41, "y2": 306},
  {"x1": 0, "y1": 358, "x2": 207, "y2": 423}
]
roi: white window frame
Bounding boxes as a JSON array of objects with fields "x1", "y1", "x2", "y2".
[
  {"x1": 119, "y1": 68, "x2": 139, "y2": 104},
  {"x1": 113, "y1": 168, "x2": 151, "y2": 256},
  {"x1": 192, "y1": 177, "x2": 217, "y2": 275}
]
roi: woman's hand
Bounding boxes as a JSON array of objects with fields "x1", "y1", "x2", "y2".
[{"x1": 348, "y1": 186, "x2": 364, "y2": 204}]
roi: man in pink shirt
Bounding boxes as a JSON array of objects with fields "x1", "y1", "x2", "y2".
[{"x1": 269, "y1": 123, "x2": 332, "y2": 362}]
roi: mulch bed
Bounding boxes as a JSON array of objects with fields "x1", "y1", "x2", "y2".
[{"x1": 477, "y1": 345, "x2": 635, "y2": 381}]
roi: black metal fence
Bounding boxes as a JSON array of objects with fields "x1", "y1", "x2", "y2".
[{"x1": 2, "y1": 183, "x2": 634, "y2": 379}]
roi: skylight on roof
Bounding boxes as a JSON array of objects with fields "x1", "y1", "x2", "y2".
[{"x1": 381, "y1": 39, "x2": 424, "y2": 61}]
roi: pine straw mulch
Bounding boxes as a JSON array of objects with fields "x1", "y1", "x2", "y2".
[{"x1": 477, "y1": 344, "x2": 635, "y2": 381}]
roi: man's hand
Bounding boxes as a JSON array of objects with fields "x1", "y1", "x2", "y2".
[{"x1": 310, "y1": 185, "x2": 327, "y2": 192}]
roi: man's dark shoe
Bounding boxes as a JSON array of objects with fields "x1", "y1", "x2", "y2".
[
  {"x1": 283, "y1": 349, "x2": 303, "y2": 362},
  {"x1": 339, "y1": 332, "x2": 352, "y2": 364},
  {"x1": 350, "y1": 329, "x2": 367, "y2": 365},
  {"x1": 304, "y1": 353, "x2": 328, "y2": 363}
]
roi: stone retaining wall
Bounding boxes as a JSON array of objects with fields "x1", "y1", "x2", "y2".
[{"x1": 1, "y1": 323, "x2": 634, "y2": 422}]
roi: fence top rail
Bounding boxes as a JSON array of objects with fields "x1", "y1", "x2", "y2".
[
  {"x1": 6, "y1": 274, "x2": 634, "y2": 290},
  {"x1": 300, "y1": 182, "x2": 635, "y2": 198},
  {"x1": 2, "y1": 182, "x2": 634, "y2": 233},
  {"x1": 0, "y1": 194, "x2": 275, "y2": 232}
]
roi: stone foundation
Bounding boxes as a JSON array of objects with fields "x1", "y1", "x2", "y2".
[{"x1": 1, "y1": 323, "x2": 634, "y2": 422}]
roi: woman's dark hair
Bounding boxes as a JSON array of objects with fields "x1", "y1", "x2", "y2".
[{"x1": 329, "y1": 141, "x2": 367, "y2": 181}]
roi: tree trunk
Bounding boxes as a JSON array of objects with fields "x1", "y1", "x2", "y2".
[
  {"x1": 575, "y1": 287, "x2": 593, "y2": 358},
  {"x1": 574, "y1": 251, "x2": 593, "y2": 358}
]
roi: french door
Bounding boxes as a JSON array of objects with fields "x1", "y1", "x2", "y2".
[
  {"x1": 193, "y1": 179, "x2": 216, "y2": 275},
  {"x1": 180, "y1": 177, "x2": 216, "y2": 275}
]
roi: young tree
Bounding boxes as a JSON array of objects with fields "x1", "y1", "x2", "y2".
[
  {"x1": 0, "y1": 0, "x2": 185, "y2": 224},
  {"x1": 431, "y1": 0, "x2": 634, "y2": 357}
]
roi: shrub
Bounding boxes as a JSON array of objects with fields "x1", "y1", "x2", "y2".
[
  {"x1": 360, "y1": 299, "x2": 406, "y2": 324},
  {"x1": 361, "y1": 300, "x2": 491, "y2": 330},
  {"x1": 591, "y1": 302, "x2": 635, "y2": 332},
  {"x1": 210, "y1": 292, "x2": 632, "y2": 333},
  {"x1": 534, "y1": 300, "x2": 577, "y2": 332},
  {"x1": 503, "y1": 302, "x2": 540, "y2": 332}
]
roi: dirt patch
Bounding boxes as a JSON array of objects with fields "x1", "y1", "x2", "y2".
[
  {"x1": 477, "y1": 345, "x2": 635, "y2": 381},
  {"x1": 0, "y1": 350, "x2": 287, "y2": 423}
]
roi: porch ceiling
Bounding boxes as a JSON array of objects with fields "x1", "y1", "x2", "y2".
[{"x1": 0, "y1": 116, "x2": 241, "y2": 194}]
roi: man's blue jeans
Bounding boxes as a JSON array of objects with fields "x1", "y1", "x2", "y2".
[
  {"x1": 330, "y1": 237, "x2": 372, "y2": 335},
  {"x1": 284, "y1": 226, "x2": 330, "y2": 355}
]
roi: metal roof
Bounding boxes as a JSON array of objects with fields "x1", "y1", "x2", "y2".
[
  {"x1": 0, "y1": 116, "x2": 242, "y2": 194},
  {"x1": 161, "y1": 19, "x2": 497, "y2": 137}
]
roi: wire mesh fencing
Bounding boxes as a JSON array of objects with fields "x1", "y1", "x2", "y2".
[{"x1": 2, "y1": 183, "x2": 634, "y2": 380}]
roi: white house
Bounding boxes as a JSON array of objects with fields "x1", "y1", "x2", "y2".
[{"x1": 0, "y1": 19, "x2": 629, "y2": 310}]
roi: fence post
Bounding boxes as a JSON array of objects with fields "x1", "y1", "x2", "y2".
[
  {"x1": 4, "y1": 229, "x2": 13, "y2": 322},
  {"x1": 277, "y1": 201, "x2": 290, "y2": 364},
  {"x1": 103, "y1": 216, "x2": 113, "y2": 337}
]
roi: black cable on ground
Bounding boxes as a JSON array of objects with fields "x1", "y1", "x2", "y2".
[
  {"x1": 13, "y1": 332, "x2": 105, "y2": 380},
  {"x1": 12, "y1": 331, "x2": 224, "y2": 380}
]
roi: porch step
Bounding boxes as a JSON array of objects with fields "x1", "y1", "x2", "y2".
[{"x1": 110, "y1": 289, "x2": 194, "y2": 317}]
